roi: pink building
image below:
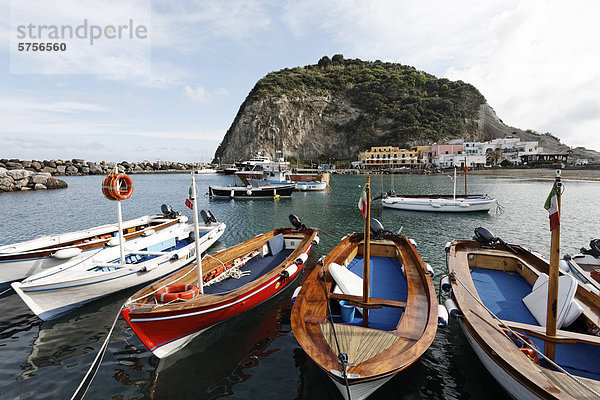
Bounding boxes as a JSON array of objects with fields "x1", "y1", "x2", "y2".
[{"x1": 431, "y1": 144, "x2": 464, "y2": 157}]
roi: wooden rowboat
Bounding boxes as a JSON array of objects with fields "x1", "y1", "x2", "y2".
[
  {"x1": 292, "y1": 177, "x2": 437, "y2": 400},
  {"x1": 446, "y1": 231, "x2": 600, "y2": 399},
  {"x1": 122, "y1": 216, "x2": 318, "y2": 358}
]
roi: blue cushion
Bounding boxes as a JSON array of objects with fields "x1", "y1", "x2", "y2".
[{"x1": 267, "y1": 233, "x2": 284, "y2": 256}]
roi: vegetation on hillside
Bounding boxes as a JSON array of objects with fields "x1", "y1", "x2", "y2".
[{"x1": 247, "y1": 55, "x2": 486, "y2": 150}]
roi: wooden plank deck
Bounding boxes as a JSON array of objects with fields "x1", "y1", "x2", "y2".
[
  {"x1": 319, "y1": 322, "x2": 401, "y2": 365},
  {"x1": 540, "y1": 368, "x2": 600, "y2": 399}
]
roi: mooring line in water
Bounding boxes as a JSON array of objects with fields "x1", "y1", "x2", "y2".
[
  {"x1": 70, "y1": 305, "x2": 122, "y2": 400},
  {"x1": 0, "y1": 287, "x2": 12, "y2": 296}
]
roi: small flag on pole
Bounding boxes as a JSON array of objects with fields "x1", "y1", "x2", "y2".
[
  {"x1": 544, "y1": 184, "x2": 559, "y2": 231},
  {"x1": 358, "y1": 184, "x2": 368, "y2": 219},
  {"x1": 185, "y1": 186, "x2": 193, "y2": 210}
]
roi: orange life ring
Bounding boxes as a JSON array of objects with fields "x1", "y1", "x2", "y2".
[
  {"x1": 154, "y1": 284, "x2": 199, "y2": 303},
  {"x1": 102, "y1": 173, "x2": 134, "y2": 201},
  {"x1": 503, "y1": 328, "x2": 539, "y2": 364}
]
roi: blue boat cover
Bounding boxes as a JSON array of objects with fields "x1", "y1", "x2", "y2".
[{"x1": 471, "y1": 267, "x2": 600, "y2": 380}]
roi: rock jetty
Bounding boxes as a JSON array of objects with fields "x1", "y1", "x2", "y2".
[
  {"x1": 0, "y1": 159, "x2": 205, "y2": 193},
  {"x1": 0, "y1": 158, "x2": 203, "y2": 176},
  {"x1": 0, "y1": 168, "x2": 68, "y2": 192}
]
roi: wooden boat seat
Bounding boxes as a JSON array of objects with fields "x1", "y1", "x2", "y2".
[
  {"x1": 329, "y1": 293, "x2": 406, "y2": 309},
  {"x1": 503, "y1": 320, "x2": 600, "y2": 347}
]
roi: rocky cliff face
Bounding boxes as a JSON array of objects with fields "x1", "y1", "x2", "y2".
[
  {"x1": 214, "y1": 57, "x2": 599, "y2": 163},
  {"x1": 215, "y1": 94, "x2": 361, "y2": 162}
]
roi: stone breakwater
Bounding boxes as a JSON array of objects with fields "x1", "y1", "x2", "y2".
[
  {"x1": 0, "y1": 159, "x2": 205, "y2": 193},
  {"x1": 0, "y1": 158, "x2": 203, "y2": 176},
  {"x1": 0, "y1": 168, "x2": 68, "y2": 192}
]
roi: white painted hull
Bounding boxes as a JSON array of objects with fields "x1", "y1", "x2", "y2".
[
  {"x1": 459, "y1": 320, "x2": 539, "y2": 400},
  {"x1": 12, "y1": 222, "x2": 225, "y2": 320},
  {"x1": 329, "y1": 373, "x2": 394, "y2": 400},
  {"x1": 296, "y1": 181, "x2": 328, "y2": 191},
  {"x1": 382, "y1": 196, "x2": 496, "y2": 212},
  {"x1": 0, "y1": 214, "x2": 178, "y2": 286}
]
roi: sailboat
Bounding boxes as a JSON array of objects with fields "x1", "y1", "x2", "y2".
[
  {"x1": 381, "y1": 166, "x2": 497, "y2": 212},
  {"x1": 445, "y1": 170, "x2": 600, "y2": 399},
  {"x1": 291, "y1": 176, "x2": 438, "y2": 400}
]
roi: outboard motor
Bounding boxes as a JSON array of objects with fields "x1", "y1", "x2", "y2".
[
  {"x1": 200, "y1": 210, "x2": 211, "y2": 224},
  {"x1": 289, "y1": 214, "x2": 306, "y2": 231},
  {"x1": 473, "y1": 227, "x2": 518, "y2": 253},
  {"x1": 473, "y1": 227, "x2": 496, "y2": 247},
  {"x1": 206, "y1": 210, "x2": 217, "y2": 223},
  {"x1": 581, "y1": 239, "x2": 600, "y2": 258},
  {"x1": 161, "y1": 204, "x2": 179, "y2": 219},
  {"x1": 370, "y1": 218, "x2": 392, "y2": 240}
]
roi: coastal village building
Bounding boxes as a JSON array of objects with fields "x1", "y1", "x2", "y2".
[
  {"x1": 359, "y1": 146, "x2": 423, "y2": 169},
  {"x1": 357, "y1": 137, "x2": 545, "y2": 169}
]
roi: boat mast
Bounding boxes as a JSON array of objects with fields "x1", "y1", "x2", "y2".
[
  {"x1": 464, "y1": 157, "x2": 467, "y2": 197},
  {"x1": 191, "y1": 172, "x2": 204, "y2": 294},
  {"x1": 453, "y1": 167, "x2": 457, "y2": 203},
  {"x1": 545, "y1": 169, "x2": 562, "y2": 359},
  {"x1": 363, "y1": 175, "x2": 371, "y2": 327}
]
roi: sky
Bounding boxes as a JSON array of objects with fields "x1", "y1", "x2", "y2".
[{"x1": 1, "y1": 0, "x2": 599, "y2": 163}]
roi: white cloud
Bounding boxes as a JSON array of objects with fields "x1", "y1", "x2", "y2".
[
  {"x1": 281, "y1": 0, "x2": 600, "y2": 152},
  {"x1": 183, "y1": 85, "x2": 229, "y2": 103}
]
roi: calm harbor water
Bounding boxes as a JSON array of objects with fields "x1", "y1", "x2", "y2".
[{"x1": 1, "y1": 172, "x2": 599, "y2": 399}]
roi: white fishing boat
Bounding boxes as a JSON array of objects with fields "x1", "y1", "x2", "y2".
[
  {"x1": 562, "y1": 239, "x2": 600, "y2": 294},
  {"x1": 381, "y1": 167, "x2": 497, "y2": 213},
  {"x1": 0, "y1": 211, "x2": 184, "y2": 287},
  {"x1": 12, "y1": 208, "x2": 225, "y2": 321}
]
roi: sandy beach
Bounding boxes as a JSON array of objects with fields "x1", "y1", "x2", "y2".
[{"x1": 468, "y1": 168, "x2": 600, "y2": 181}]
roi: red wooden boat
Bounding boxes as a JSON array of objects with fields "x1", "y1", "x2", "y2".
[{"x1": 121, "y1": 216, "x2": 318, "y2": 358}]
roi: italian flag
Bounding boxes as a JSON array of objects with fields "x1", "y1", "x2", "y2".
[
  {"x1": 544, "y1": 184, "x2": 559, "y2": 231},
  {"x1": 185, "y1": 187, "x2": 193, "y2": 210},
  {"x1": 358, "y1": 184, "x2": 368, "y2": 219}
]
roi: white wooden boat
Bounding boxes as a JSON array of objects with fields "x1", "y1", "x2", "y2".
[
  {"x1": 11, "y1": 213, "x2": 226, "y2": 321},
  {"x1": 0, "y1": 210, "x2": 184, "y2": 287},
  {"x1": 382, "y1": 194, "x2": 496, "y2": 212},
  {"x1": 381, "y1": 167, "x2": 496, "y2": 213}
]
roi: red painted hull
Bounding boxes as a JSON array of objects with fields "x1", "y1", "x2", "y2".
[{"x1": 122, "y1": 246, "x2": 311, "y2": 355}]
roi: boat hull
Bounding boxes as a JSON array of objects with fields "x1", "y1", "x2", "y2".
[
  {"x1": 295, "y1": 181, "x2": 328, "y2": 191},
  {"x1": 382, "y1": 195, "x2": 496, "y2": 212},
  {"x1": 122, "y1": 257, "x2": 305, "y2": 358},
  {"x1": 12, "y1": 223, "x2": 225, "y2": 320},
  {"x1": 458, "y1": 320, "x2": 539, "y2": 400},
  {"x1": 0, "y1": 215, "x2": 182, "y2": 286},
  {"x1": 209, "y1": 184, "x2": 295, "y2": 198}
]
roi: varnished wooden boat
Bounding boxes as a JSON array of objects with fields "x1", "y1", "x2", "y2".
[
  {"x1": 292, "y1": 227, "x2": 437, "y2": 399},
  {"x1": 446, "y1": 233, "x2": 600, "y2": 399},
  {"x1": 122, "y1": 217, "x2": 318, "y2": 358},
  {"x1": 0, "y1": 208, "x2": 184, "y2": 287}
]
